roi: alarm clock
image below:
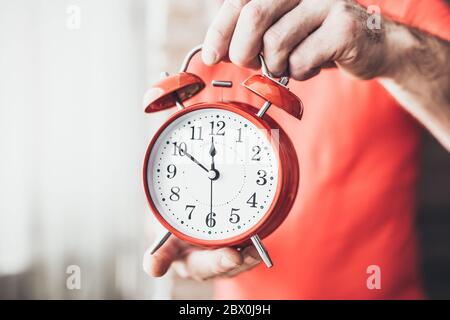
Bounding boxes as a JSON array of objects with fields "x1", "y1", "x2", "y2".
[{"x1": 143, "y1": 45, "x2": 302, "y2": 268}]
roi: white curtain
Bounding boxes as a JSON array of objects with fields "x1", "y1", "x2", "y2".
[{"x1": 0, "y1": 0, "x2": 217, "y2": 299}]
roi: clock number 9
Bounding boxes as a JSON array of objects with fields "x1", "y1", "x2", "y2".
[
  {"x1": 166, "y1": 164, "x2": 177, "y2": 179},
  {"x1": 229, "y1": 208, "x2": 240, "y2": 224},
  {"x1": 169, "y1": 186, "x2": 180, "y2": 201},
  {"x1": 256, "y1": 169, "x2": 267, "y2": 185},
  {"x1": 205, "y1": 212, "x2": 216, "y2": 228}
]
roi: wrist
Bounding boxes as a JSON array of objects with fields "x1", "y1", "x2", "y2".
[{"x1": 378, "y1": 21, "x2": 422, "y2": 81}]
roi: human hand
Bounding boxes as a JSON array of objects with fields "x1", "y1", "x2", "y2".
[
  {"x1": 143, "y1": 236, "x2": 262, "y2": 281},
  {"x1": 202, "y1": 0, "x2": 395, "y2": 80}
]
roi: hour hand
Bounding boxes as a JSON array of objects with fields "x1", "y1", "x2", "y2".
[
  {"x1": 208, "y1": 137, "x2": 220, "y2": 180},
  {"x1": 209, "y1": 137, "x2": 217, "y2": 170}
]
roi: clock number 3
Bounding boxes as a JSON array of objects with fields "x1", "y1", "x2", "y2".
[{"x1": 256, "y1": 169, "x2": 267, "y2": 185}]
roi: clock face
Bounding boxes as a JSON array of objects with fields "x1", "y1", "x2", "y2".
[{"x1": 146, "y1": 107, "x2": 279, "y2": 241}]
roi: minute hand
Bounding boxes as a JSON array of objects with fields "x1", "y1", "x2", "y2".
[{"x1": 175, "y1": 144, "x2": 209, "y2": 173}]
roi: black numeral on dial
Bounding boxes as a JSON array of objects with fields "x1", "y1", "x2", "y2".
[
  {"x1": 209, "y1": 121, "x2": 225, "y2": 136},
  {"x1": 166, "y1": 164, "x2": 177, "y2": 179},
  {"x1": 236, "y1": 128, "x2": 243, "y2": 143},
  {"x1": 206, "y1": 212, "x2": 216, "y2": 228},
  {"x1": 247, "y1": 193, "x2": 258, "y2": 208},
  {"x1": 256, "y1": 169, "x2": 267, "y2": 185},
  {"x1": 190, "y1": 126, "x2": 203, "y2": 140},
  {"x1": 185, "y1": 205, "x2": 195, "y2": 220},
  {"x1": 169, "y1": 186, "x2": 180, "y2": 201},
  {"x1": 252, "y1": 146, "x2": 261, "y2": 161},
  {"x1": 229, "y1": 208, "x2": 240, "y2": 224},
  {"x1": 172, "y1": 142, "x2": 187, "y2": 156}
]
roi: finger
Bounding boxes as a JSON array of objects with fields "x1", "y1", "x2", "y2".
[
  {"x1": 182, "y1": 247, "x2": 243, "y2": 281},
  {"x1": 143, "y1": 237, "x2": 183, "y2": 277},
  {"x1": 202, "y1": 0, "x2": 251, "y2": 65},
  {"x1": 288, "y1": 21, "x2": 348, "y2": 80},
  {"x1": 263, "y1": 0, "x2": 334, "y2": 76},
  {"x1": 223, "y1": 245, "x2": 262, "y2": 277},
  {"x1": 288, "y1": 1, "x2": 359, "y2": 81},
  {"x1": 229, "y1": 0, "x2": 300, "y2": 69}
]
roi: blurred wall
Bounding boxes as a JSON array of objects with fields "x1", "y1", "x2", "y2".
[{"x1": 0, "y1": 0, "x2": 217, "y2": 299}]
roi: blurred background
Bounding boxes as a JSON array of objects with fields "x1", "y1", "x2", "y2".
[
  {"x1": 0, "y1": 0, "x2": 218, "y2": 299},
  {"x1": 0, "y1": 0, "x2": 449, "y2": 299}
]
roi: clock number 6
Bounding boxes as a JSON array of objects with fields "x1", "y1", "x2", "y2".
[{"x1": 206, "y1": 212, "x2": 216, "y2": 228}]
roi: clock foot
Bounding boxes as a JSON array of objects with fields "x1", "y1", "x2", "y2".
[
  {"x1": 150, "y1": 231, "x2": 172, "y2": 255},
  {"x1": 250, "y1": 234, "x2": 273, "y2": 268}
]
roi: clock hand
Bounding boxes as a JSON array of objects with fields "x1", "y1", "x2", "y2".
[
  {"x1": 207, "y1": 136, "x2": 217, "y2": 228},
  {"x1": 207, "y1": 137, "x2": 220, "y2": 181},
  {"x1": 185, "y1": 151, "x2": 209, "y2": 173},
  {"x1": 209, "y1": 178, "x2": 213, "y2": 215},
  {"x1": 209, "y1": 136, "x2": 217, "y2": 171},
  {"x1": 174, "y1": 143, "x2": 209, "y2": 173}
]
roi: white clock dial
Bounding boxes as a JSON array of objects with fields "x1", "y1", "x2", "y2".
[{"x1": 147, "y1": 108, "x2": 279, "y2": 241}]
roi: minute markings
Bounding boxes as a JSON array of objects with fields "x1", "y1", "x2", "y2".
[{"x1": 153, "y1": 111, "x2": 277, "y2": 237}]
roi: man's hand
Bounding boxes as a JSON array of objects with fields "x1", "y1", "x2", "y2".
[
  {"x1": 203, "y1": 0, "x2": 450, "y2": 150},
  {"x1": 202, "y1": 0, "x2": 391, "y2": 80},
  {"x1": 143, "y1": 237, "x2": 261, "y2": 281}
]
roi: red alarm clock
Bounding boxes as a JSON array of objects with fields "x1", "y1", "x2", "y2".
[{"x1": 143, "y1": 45, "x2": 302, "y2": 268}]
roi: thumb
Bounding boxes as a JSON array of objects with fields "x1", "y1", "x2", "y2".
[{"x1": 143, "y1": 236, "x2": 183, "y2": 277}]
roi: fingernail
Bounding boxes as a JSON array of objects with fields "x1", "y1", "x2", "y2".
[
  {"x1": 221, "y1": 255, "x2": 238, "y2": 269},
  {"x1": 202, "y1": 45, "x2": 218, "y2": 65}
]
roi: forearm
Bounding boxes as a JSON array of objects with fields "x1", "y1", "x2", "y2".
[{"x1": 379, "y1": 22, "x2": 450, "y2": 151}]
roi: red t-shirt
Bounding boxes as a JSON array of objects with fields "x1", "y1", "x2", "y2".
[{"x1": 186, "y1": 0, "x2": 450, "y2": 299}]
